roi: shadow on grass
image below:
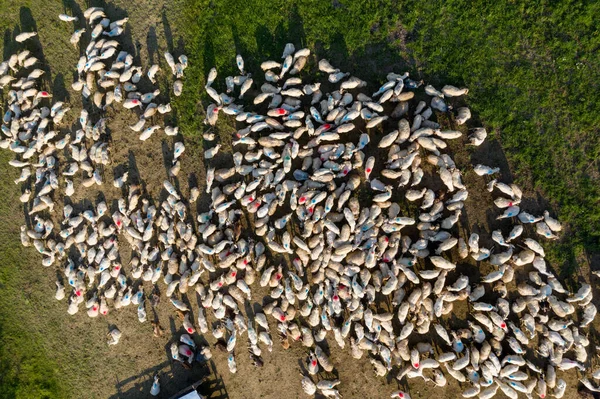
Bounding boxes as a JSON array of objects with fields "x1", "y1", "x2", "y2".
[
  {"x1": 107, "y1": 358, "x2": 227, "y2": 399},
  {"x1": 2, "y1": 3, "x2": 598, "y2": 399}
]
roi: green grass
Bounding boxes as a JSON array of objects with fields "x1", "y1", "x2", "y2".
[
  {"x1": 0, "y1": 153, "x2": 67, "y2": 399},
  {"x1": 176, "y1": 0, "x2": 600, "y2": 273},
  {"x1": 0, "y1": 1, "x2": 194, "y2": 397},
  {"x1": 0, "y1": 1, "x2": 74, "y2": 395},
  {"x1": 399, "y1": 0, "x2": 600, "y2": 271},
  {"x1": 1, "y1": 0, "x2": 599, "y2": 397}
]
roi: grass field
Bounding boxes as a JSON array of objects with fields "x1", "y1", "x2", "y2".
[
  {"x1": 0, "y1": 151, "x2": 66, "y2": 399},
  {"x1": 177, "y1": 0, "x2": 600, "y2": 272},
  {"x1": 0, "y1": 2, "x2": 188, "y2": 398},
  {"x1": 1, "y1": 0, "x2": 599, "y2": 397}
]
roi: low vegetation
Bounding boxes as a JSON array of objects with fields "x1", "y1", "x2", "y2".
[
  {"x1": 178, "y1": 0, "x2": 600, "y2": 273},
  {"x1": 1, "y1": 0, "x2": 598, "y2": 397},
  {"x1": 0, "y1": 152, "x2": 66, "y2": 399}
]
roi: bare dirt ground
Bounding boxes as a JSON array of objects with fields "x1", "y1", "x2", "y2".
[{"x1": 0, "y1": 1, "x2": 596, "y2": 399}]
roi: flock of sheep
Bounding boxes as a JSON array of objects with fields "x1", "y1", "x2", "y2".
[{"x1": 1, "y1": 5, "x2": 599, "y2": 399}]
